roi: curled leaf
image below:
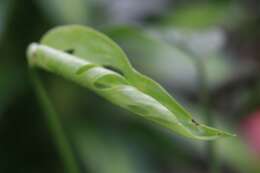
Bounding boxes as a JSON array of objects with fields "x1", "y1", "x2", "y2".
[{"x1": 27, "y1": 25, "x2": 234, "y2": 140}]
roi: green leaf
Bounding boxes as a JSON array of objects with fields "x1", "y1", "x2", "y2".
[
  {"x1": 36, "y1": 0, "x2": 89, "y2": 24},
  {"x1": 27, "y1": 25, "x2": 234, "y2": 140},
  {"x1": 106, "y1": 26, "x2": 239, "y2": 90},
  {"x1": 105, "y1": 26, "x2": 198, "y2": 89},
  {"x1": 157, "y1": 3, "x2": 246, "y2": 30}
]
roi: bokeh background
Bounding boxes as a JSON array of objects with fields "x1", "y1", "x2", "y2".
[{"x1": 0, "y1": 0, "x2": 260, "y2": 172}]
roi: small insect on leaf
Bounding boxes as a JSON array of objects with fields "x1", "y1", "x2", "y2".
[{"x1": 27, "y1": 25, "x2": 235, "y2": 140}]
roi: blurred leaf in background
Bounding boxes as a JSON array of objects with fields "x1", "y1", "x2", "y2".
[
  {"x1": 106, "y1": 26, "x2": 198, "y2": 91},
  {"x1": 36, "y1": 0, "x2": 90, "y2": 24},
  {"x1": 160, "y1": 3, "x2": 246, "y2": 29}
]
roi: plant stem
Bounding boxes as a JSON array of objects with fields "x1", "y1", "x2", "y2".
[
  {"x1": 29, "y1": 69, "x2": 81, "y2": 173},
  {"x1": 195, "y1": 58, "x2": 219, "y2": 173}
]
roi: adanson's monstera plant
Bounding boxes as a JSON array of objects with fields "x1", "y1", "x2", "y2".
[
  {"x1": 26, "y1": 25, "x2": 234, "y2": 172},
  {"x1": 27, "y1": 25, "x2": 233, "y2": 139}
]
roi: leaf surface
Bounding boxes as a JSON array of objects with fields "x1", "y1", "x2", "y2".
[{"x1": 29, "y1": 25, "x2": 233, "y2": 140}]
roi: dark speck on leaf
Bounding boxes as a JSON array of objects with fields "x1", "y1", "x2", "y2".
[
  {"x1": 65, "y1": 49, "x2": 75, "y2": 54},
  {"x1": 191, "y1": 119, "x2": 200, "y2": 126}
]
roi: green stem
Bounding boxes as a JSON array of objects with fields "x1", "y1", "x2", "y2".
[
  {"x1": 29, "y1": 69, "x2": 81, "y2": 173},
  {"x1": 195, "y1": 58, "x2": 219, "y2": 173}
]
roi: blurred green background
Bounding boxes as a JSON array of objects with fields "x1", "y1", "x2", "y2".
[{"x1": 0, "y1": 0, "x2": 260, "y2": 172}]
